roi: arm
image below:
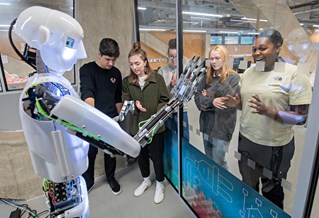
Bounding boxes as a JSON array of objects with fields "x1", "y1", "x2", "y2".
[
  {"x1": 115, "y1": 72, "x2": 123, "y2": 114},
  {"x1": 194, "y1": 76, "x2": 215, "y2": 111},
  {"x1": 248, "y1": 94, "x2": 309, "y2": 125},
  {"x1": 156, "y1": 74, "x2": 170, "y2": 111},
  {"x1": 79, "y1": 64, "x2": 95, "y2": 105}
]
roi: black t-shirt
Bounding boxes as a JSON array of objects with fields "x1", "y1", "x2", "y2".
[{"x1": 79, "y1": 61, "x2": 122, "y2": 118}]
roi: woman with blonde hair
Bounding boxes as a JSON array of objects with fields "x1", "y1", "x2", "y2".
[{"x1": 195, "y1": 45, "x2": 240, "y2": 169}]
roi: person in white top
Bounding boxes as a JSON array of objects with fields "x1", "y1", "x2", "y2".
[
  {"x1": 226, "y1": 29, "x2": 312, "y2": 209},
  {"x1": 157, "y1": 38, "x2": 189, "y2": 141}
]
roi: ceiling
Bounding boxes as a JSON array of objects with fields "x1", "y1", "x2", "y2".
[
  {"x1": 137, "y1": 0, "x2": 319, "y2": 34},
  {"x1": 0, "y1": 0, "x2": 318, "y2": 34}
]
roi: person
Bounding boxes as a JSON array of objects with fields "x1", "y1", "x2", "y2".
[
  {"x1": 122, "y1": 42, "x2": 169, "y2": 204},
  {"x1": 79, "y1": 38, "x2": 123, "y2": 195},
  {"x1": 226, "y1": 29, "x2": 312, "y2": 209},
  {"x1": 194, "y1": 45, "x2": 240, "y2": 170},
  {"x1": 157, "y1": 38, "x2": 189, "y2": 141}
]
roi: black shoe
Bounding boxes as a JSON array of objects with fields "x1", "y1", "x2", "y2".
[{"x1": 109, "y1": 178, "x2": 121, "y2": 195}]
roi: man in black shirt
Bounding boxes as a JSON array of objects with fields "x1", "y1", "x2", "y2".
[{"x1": 80, "y1": 38, "x2": 122, "y2": 195}]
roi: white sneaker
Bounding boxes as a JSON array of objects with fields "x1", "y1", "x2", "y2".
[
  {"x1": 134, "y1": 179, "x2": 152, "y2": 197},
  {"x1": 154, "y1": 183, "x2": 164, "y2": 204}
]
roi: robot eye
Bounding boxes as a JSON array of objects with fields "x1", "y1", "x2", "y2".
[{"x1": 66, "y1": 37, "x2": 75, "y2": 48}]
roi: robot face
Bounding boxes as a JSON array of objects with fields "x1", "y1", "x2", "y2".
[
  {"x1": 15, "y1": 6, "x2": 87, "y2": 73},
  {"x1": 41, "y1": 34, "x2": 87, "y2": 73}
]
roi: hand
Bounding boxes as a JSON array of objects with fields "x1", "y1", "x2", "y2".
[
  {"x1": 201, "y1": 89, "x2": 207, "y2": 96},
  {"x1": 135, "y1": 100, "x2": 147, "y2": 112},
  {"x1": 213, "y1": 97, "x2": 227, "y2": 109},
  {"x1": 171, "y1": 72, "x2": 177, "y2": 86},
  {"x1": 248, "y1": 94, "x2": 268, "y2": 115},
  {"x1": 224, "y1": 94, "x2": 240, "y2": 107}
]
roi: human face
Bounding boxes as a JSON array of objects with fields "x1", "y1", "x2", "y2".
[
  {"x1": 252, "y1": 37, "x2": 279, "y2": 72},
  {"x1": 209, "y1": 50, "x2": 223, "y2": 71},
  {"x1": 129, "y1": 54, "x2": 147, "y2": 77},
  {"x1": 98, "y1": 54, "x2": 117, "y2": 69},
  {"x1": 168, "y1": 48, "x2": 177, "y2": 68}
]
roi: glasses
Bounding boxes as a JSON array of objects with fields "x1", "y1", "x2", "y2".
[{"x1": 168, "y1": 55, "x2": 177, "y2": 60}]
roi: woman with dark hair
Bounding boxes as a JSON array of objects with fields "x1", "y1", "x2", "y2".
[
  {"x1": 227, "y1": 29, "x2": 312, "y2": 209},
  {"x1": 195, "y1": 45, "x2": 240, "y2": 170},
  {"x1": 122, "y1": 42, "x2": 169, "y2": 204}
]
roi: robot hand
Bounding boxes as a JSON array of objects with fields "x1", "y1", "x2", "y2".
[
  {"x1": 134, "y1": 56, "x2": 206, "y2": 147},
  {"x1": 113, "y1": 100, "x2": 135, "y2": 122}
]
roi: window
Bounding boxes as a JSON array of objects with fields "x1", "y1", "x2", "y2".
[
  {"x1": 224, "y1": 35, "x2": 239, "y2": 44},
  {"x1": 210, "y1": 35, "x2": 223, "y2": 45},
  {"x1": 240, "y1": 35, "x2": 254, "y2": 44}
]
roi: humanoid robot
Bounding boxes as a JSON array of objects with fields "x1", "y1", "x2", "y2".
[{"x1": 12, "y1": 6, "x2": 140, "y2": 217}]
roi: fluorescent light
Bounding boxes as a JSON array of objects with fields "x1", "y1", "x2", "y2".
[
  {"x1": 219, "y1": 31, "x2": 238, "y2": 34},
  {"x1": 182, "y1": 11, "x2": 223, "y2": 18},
  {"x1": 247, "y1": 32, "x2": 259, "y2": 35},
  {"x1": 241, "y1": 17, "x2": 268, "y2": 22},
  {"x1": 190, "y1": 16, "x2": 212, "y2": 20},
  {"x1": 0, "y1": 24, "x2": 10, "y2": 27},
  {"x1": 139, "y1": 28, "x2": 167, "y2": 31},
  {"x1": 313, "y1": 25, "x2": 319, "y2": 28},
  {"x1": 0, "y1": 3, "x2": 10, "y2": 5},
  {"x1": 138, "y1": 6, "x2": 146, "y2": 10},
  {"x1": 183, "y1": 29, "x2": 206, "y2": 33}
]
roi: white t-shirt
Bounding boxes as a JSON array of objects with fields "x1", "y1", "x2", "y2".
[{"x1": 239, "y1": 63, "x2": 312, "y2": 146}]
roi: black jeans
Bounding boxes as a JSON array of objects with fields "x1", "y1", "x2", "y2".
[
  {"x1": 82, "y1": 144, "x2": 116, "y2": 189},
  {"x1": 238, "y1": 133, "x2": 295, "y2": 209},
  {"x1": 138, "y1": 131, "x2": 165, "y2": 182}
]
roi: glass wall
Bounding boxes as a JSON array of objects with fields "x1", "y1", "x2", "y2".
[
  {"x1": 137, "y1": 0, "x2": 319, "y2": 217},
  {"x1": 0, "y1": 0, "x2": 75, "y2": 92}
]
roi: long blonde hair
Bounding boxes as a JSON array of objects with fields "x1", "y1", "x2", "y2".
[
  {"x1": 128, "y1": 42, "x2": 153, "y2": 84},
  {"x1": 206, "y1": 45, "x2": 236, "y2": 84}
]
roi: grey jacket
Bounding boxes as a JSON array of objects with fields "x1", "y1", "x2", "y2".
[{"x1": 194, "y1": 73, "x2": 240, "y2": 141}]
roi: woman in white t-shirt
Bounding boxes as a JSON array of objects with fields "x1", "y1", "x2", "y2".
[{"x1": 226, "y1": 29, "x2": 312, "y2": 209}]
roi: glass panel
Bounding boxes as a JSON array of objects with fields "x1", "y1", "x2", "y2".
[
  {"x1": 137, "y1": 0, "x2": 319, "y2": 217},
  {"x1": 0, "y1": 0, "x2": 75, "y2": 91}
]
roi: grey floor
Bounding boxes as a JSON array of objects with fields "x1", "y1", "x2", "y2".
[{"x1": 0, "y1": 161, "x2": 195, "y2": 218}]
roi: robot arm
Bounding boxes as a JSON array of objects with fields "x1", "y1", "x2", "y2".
[{"x1": 134, "y1": 56, "x2": 206, "y2": 147}]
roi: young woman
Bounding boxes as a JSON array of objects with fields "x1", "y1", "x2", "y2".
[
  {"x1": 122, "y1": 42, "x2": 169, "y2": 204},
  {"x1": 226, "y1": 29, "x2": 312, "y2": 209},
  {"x1": 194, "y1": 45, "x2": 240, "y2": 170}
]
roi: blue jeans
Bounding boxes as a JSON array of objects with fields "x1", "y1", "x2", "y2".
[
  {"x1": 165, "y1": 111, "x2": 189, "y2": 141},
  {"x1": 203, "y1": 134, "x2": 229, "y2": 170}
]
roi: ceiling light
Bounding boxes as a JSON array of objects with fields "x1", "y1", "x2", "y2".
[
  {"x1": 183, "y1": 29, "x2": 206, "y2": 33},
  {"x1": 138, "y1": 7, "x2": 147, "y2": 10},
  {"x1": 139, "y1": 28, "x2": 167, "y2": 31},
  {"x1": 219, "y1": 31, "x2": 238, "y2": 34},
  {"x1": 0, "y1": 3, "x2": 10, "y2": 5},
  {"x1": 241, "y1": 17, "x2": 268, "y2": 22},
  {"x1": 182, "y1": 11, "x2": 223, "y2": 18}
]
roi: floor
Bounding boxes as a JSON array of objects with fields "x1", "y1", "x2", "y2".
[{"x1": 0, "y1": 161, "x2": 196, "y2": 218}]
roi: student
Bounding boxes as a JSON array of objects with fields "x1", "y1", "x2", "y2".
[
  {"x1": 226, "y1": 29, "x2": 312, "y2": 208},
  {"x1": 122, "y1": 42, "x2": 169, "y2": 204},
  {"x1": 157, "y1": 38, "x2": 189, "y2": 141},
  {"x1": 194, "y1": 45, "x2": 240, "y2": 170},
  {"x1": 80, "y1": 38, "x2": 123, "y2": 195}
]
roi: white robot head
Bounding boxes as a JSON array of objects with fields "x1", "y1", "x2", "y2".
[{"x1": 14, "y1": 6, "x2": 87, "y2": 73}]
